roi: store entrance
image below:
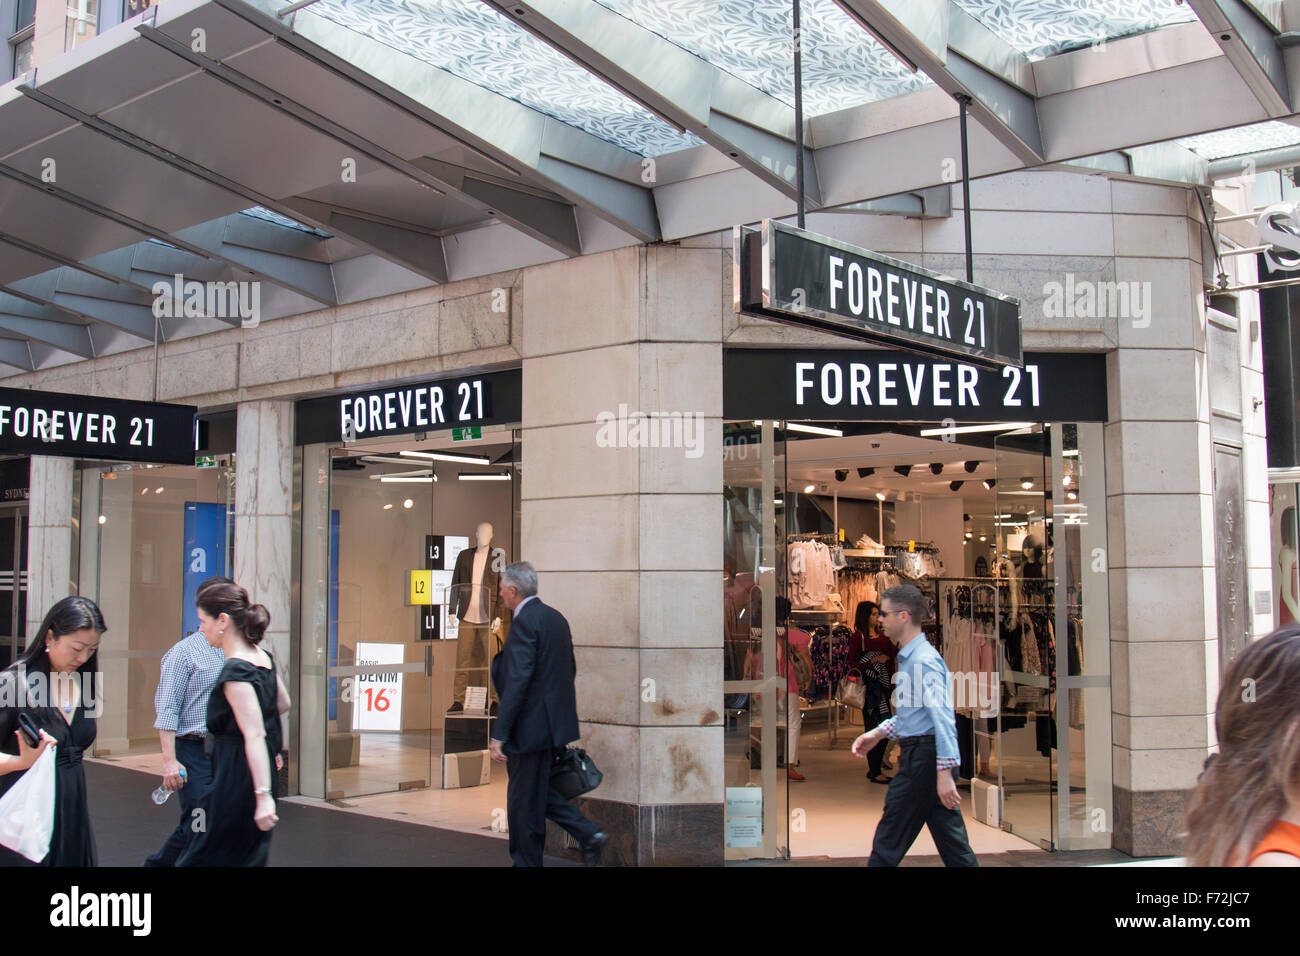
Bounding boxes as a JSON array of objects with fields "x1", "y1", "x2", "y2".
[
  {"x1": 299, "y1": 428, "x2": 519, "y2": 802},
  {"x1": 723, "y1": 419, "x2": 1112, "y2": 859}
]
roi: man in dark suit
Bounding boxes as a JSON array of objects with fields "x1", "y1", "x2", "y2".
[{"x1": 489, "y1": 561, "x2": 608, "y2": 866}]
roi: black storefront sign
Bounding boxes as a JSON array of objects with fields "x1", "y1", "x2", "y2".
[
  {"x1": 295, "y1": 369, "x2": 522, "y2": 445},
  {"x1": 0, "y1": 458, "x2": 29, "y2": 501},
  {"x1": 0, "y1": 387, "x2": 197, "y2": 465},
  {"x1": 736, "y1": 220, "x2": 1022, "y2": 367},
  {"x1": 725, "y1": 350, "x2": 1106, "y2": 422}
]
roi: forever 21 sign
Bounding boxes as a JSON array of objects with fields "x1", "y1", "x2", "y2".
[
  {"x1": 0, "y1": 386, "x2": 197, "y2": 464},
  {"x1": 735, "y1": 220, "x2": 1022, "y2": 368}
]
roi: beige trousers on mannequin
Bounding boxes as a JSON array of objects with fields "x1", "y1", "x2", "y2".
[{"x1": 452, "y1": 622, "x2": 498, "y2": 705}]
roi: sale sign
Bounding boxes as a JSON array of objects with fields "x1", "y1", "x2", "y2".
[{"x1": 354, "y1": 642, "x2": 405, "y2": 732}]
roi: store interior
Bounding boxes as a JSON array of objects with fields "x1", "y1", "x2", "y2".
[{"x1": 724, "y1": 420, "x2": 1094, "y2": 857}]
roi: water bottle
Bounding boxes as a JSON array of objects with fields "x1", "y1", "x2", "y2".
[{"x1": 151, "y1": 767, "x2": 186, "y2": 804}]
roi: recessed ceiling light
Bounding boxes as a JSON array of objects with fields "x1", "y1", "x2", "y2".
[
  {"x1": 804, "y1": 483, "x2": 816, "y2": 493},
  {"x1": 979, "y1": 535, "x2": 987, "y2": 542},
  {"x1": 403, "y1": 499, "x2": 414, "y2": 509},
  {"x1": 1021, "y1": 477, "x2": 1033, "y2": 490},
  {"x1": 97, "y1": 515, "x2": 107, "y2": 525}
]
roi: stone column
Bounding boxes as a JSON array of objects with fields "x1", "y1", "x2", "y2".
[
  {"x1": 233, "y1": 401, "x2": 294, "y2": 722},
  {"x1": 25, "y1": 455, "x2": 75, "y2": 641},
  {"x1": 1105, "y1": 222, "x2": 1216, "y2": 855},
  {"x1": 521, "y1": 245, "x2": 726, "y2": 865}
]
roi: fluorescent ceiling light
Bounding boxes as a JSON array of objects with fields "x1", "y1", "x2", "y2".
[
  {"x1": 919, "y1": 422, "x2": 1035, "y2": 437},
  {"x1": 369, "y1": 470, "x2": 434, "y2": 480},
  {"x1": 379, "y1": 476, "x2": 435, "y2": 484},
  {"x1": 400, "y1": 449, "x2": 491, "y2": 465},
  {"x1": 458, "y1": 473, "x2": 511, "y2": 481},
  {"x1": 787, "y1": 423, "x2": 843, "y2": 437},
  {"x1": 361, "y1": 455, "x2": 429, "y2": 467}
]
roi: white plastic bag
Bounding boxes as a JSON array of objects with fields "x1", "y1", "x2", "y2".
[{"x1": 0, "y1": 743, "x2": 56, "y2": 862}]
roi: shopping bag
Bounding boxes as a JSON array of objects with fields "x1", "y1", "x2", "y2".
[{"x1": 0, "y1": 744, "x2": 56, "y2": 862}]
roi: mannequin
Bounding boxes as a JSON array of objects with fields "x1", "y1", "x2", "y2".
[
  {"x1": 1280, "y1": 507, "x2": 1298, "y2": 626},
  {"x1": 448, "y1": 522, "x2": 503, "y2": 713}
]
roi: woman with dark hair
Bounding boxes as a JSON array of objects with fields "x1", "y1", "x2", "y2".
[
  {"x1": 0, "y1": 596, "x2": 106, "y2": 866},
  {"x1": 1184, "y1": 625, "x2": 1300, "y2": 866},
  {"x1": 176, "y1": 582, "x2": 290, "y2": 867},
  {"x1": 850, "y1": 600, "x2": 897, "y2": 784}
]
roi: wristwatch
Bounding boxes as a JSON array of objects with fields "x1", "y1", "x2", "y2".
[{"x1": 254, "y1": 787, "x2": 272, "y2": 796}]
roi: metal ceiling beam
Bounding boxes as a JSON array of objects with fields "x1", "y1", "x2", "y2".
[
  {"x1": 226, "y1": 0, "x2": 660, "y2": 242},
  {"x1": 0, "y1": 338, "x2": 35, "y2": 371},
  {"x1": 172, "y1": 217, "x2": 337, "y2": 306},
  {"x1": 7, "y1": 270, "x2": 159, "y2": 342},
  {"x1": 0, "y1": 315, "x2": 94, "y2": 358},
  {"x1": 482, "y1": 0, "x2": 821, "y2": 206},
  {"x1": 133, "y1": 19, "x2": 585, "y2": 260},
  {"x1": 1186, "y1": 0, "x2": 1292, "y2": 116},
  {"x1": 834, "y1": 0, "x2": 1045, "y2": 165},
  {"x1": 279, "y1": 199, "x2": 449, "y2": 284}
]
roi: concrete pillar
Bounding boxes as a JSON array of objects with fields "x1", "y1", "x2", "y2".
[
  {"x1": 521, "y1": 245, "x2": 727, "y2": 865},
  {"x1": 25, "y1": 455, "x2": 75, "y2": 642},
  {"x1": 233, "y1": 400, "x2": 294, "y2": 704},
  {"x1": 1105, "y1": 251, "x2": 1216, "y2": 855}
]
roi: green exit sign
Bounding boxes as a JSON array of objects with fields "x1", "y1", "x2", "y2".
[
  {"x1": 452, "y1": 427, "x2": 482, "y2": 442},
  {"x1": 195, "y1": 455, "x2": 217, "y2": 468}
]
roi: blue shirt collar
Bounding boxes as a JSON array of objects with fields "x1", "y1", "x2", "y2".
[{"x1": 896, "y1": 632, "x2": 927, "y2": 659}]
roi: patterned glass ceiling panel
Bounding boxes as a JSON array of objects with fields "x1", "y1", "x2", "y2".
[
  {"x1": 593, "y1": 0, "x2": 931, "y2": 115},
  {"x1": 309, "y1": 0, "x2": 700, "y2": 156},
  {"x1": 951, "y1": 0, "x2": 1198, "y2": 61},
  {"x1": 241, "y1": 206, "x2": 330, "y2": 236},
  {"x1": 1177, "y1": 121, "x2": 1300, "y2": 161}
]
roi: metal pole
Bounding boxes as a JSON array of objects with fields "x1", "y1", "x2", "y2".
[
  {"x1": 793, "y1": 0, "x2": 806, "y2": 229},
  {"x1": 958, "y1": 94, "x2": 974, "y2": 283}
]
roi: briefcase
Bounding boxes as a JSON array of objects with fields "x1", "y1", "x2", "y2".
[{"x1": 551, "y1": 747, "x2": 603, "y2": 799}]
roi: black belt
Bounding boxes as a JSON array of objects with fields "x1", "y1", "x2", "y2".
[
  {"x1": 176, "y1": 733, "x2": 206, "y2": 742},
  {"x1": 899, "y1": 735, "x2": 935, "y2": 747}
]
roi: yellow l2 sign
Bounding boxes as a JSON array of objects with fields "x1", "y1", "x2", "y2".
[{"x1": 408, "y1": 569, "x2": 434, "y2": 605}]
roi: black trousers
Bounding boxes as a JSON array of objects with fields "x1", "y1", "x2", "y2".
[
  {"x1": 506, "y1": 748, "x2": 601, "y2": 867},
  {"x1": 144, "y1": 737, "x2": 214, "y2": 866},
  {"x1": 868, "y1": 738, "x2": 978, "y2": 867}
]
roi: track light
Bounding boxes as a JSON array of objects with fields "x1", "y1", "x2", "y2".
[
  {"x1": 1021, "y1": 477, "x2": 1033, "y2": 490},
  {"x1": 964, "y1": 460, "x2": 979, "y2": 473},
  {"x1": 857, "y1": 467, "x2": 874, "y2": 478},
  {"x1": 876, "y1": 492, "x2": 886, "y2": 501},
  {"x1": 963, "y1": 513, "x2": 971, "y2": 522},
  {"x1": 965, "y1": 531, "x2": 973, "y2": 539},
  {"x1": 929, "y1": 463, "x2": 943, "y2": 475},
  {"x1": 835, "y1": 469, "x2": 849, "y2": 482},
  {"x1": 804, "y1": 483, "x2": 816, "y2": 493},
  {"x1": 894, "y1": 465, "x2": 912, "y2": 477},
  {"x1": 949, "y1": 480, "x2": 964, "y2": 491},
  {"x1": 983, "y1": 479, "x2": 996, "y2": 490}
]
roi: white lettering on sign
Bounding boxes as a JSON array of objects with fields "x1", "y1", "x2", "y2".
[
  {"x1": 338, "y1": 380, "x2": 485, "y2": 438},
  {"x1": 824, "y1": 257, "x2": 980, "y2": 347},
  {"x1": 0, "y1": 404, "x2": 149, "y2": 449},
  {"x1": 790, "y1": 362, "x2": 1041, "y2": 410}
]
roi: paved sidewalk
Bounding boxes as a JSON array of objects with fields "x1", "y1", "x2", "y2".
[{"x1": 87, "y1": 761, "x2": 576, "y2": 867}]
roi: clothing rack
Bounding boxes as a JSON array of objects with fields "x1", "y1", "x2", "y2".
[{"x1": 788, "y1": 531, "x2": 840, "y2": 542}]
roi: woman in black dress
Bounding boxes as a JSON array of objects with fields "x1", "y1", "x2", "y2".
[
  {"x1": 0, "y1": 596, "x2": 107, "y2": 866},
  {"x1": 177, "y1": 582, "x2": 289, "y2": 867}
]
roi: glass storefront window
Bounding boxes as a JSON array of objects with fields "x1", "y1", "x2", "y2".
[
  {"x1": 1271, "y1": 482, "x2": 1299, "y2": 627},
  {"x1": 77, "y1": 459, "x2": 235, "y2": 755}
]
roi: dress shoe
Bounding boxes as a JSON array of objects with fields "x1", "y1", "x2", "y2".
[
  {"x1": 581, "y1": 832, "x2": 609, "y2": 866},
  {"x1": 787, "y1": 768, "x2": 806, "y2": 781},
  {"x1": 446, "y1": 702, "x2": 463, "y2": 713},
  {"x1": 867, "y1": 774, "x2": 890, "y2": 785}
]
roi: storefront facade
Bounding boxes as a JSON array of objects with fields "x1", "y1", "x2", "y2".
[{"x1": 5, "y1": 166, "x2": 1273, "y2": 863}]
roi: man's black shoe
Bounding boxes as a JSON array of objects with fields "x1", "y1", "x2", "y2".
[
  {"x1": 446, "y1": 702, "x2": 463, "y2": 713},
  {"x1": 581, "y1": 832, "x2": 609, "y2": 866}
]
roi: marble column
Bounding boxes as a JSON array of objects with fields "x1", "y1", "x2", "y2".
[
  {"x1": 233, "y1": 401, "x2": 294, "y2": 753},
  {"x1": 25, "y1": 455, "x2": 75, "y2": 642},
  {"x1": 521, "y1": 245, "x2": 726, "y2": 865}
]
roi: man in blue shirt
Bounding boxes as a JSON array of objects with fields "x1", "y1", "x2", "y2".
[
  {"x1": 852, "y1": 583, "x2": 978, "y2": 866},
  {"x1": 143, "y1": 576, "x2": 230, "y2": 866}
]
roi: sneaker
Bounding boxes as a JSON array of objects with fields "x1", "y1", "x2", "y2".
[{"x1": 581, "y1": 832, "x2": 609, "y2": 866}]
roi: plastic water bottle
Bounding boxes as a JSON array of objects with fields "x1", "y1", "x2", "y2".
[{"x1": 151, "y1": 767, "x2": 186, "y2": 804}]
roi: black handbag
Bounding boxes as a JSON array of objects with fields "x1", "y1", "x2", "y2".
[{"x1": 551, "y1": 747, "x2": 603, "y2": 799}]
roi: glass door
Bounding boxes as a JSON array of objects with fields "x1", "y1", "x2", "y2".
[
  {"x1": 722, "y1": 420, "x2": 789, "y2": 859},
  {"x1": 993, "y1": 425, "x2": 1056, "y2": 849},
  {"x1": 0, "y1": 508, "x2": 26, "y2": 669}
]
